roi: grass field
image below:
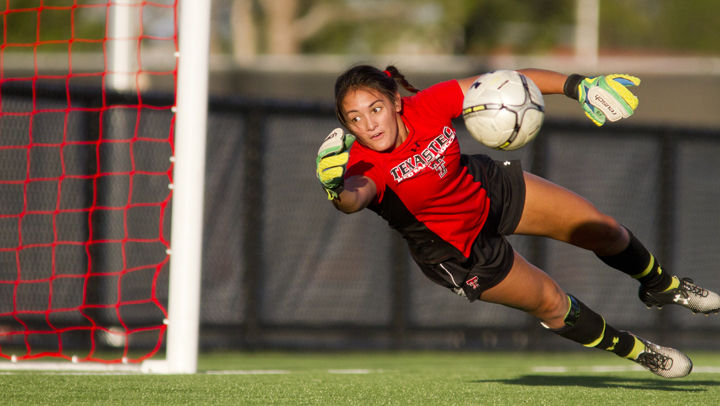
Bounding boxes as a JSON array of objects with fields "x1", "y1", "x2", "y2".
[{"x1": 2, "y1": 351, "x2": 720, "y2": 405}]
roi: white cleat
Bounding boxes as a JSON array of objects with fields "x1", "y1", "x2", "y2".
[
  {"x1": 639, "y1": 277, "x2": 720, "y2": 314},
  {"x1": 633, "y1": 339, "x2": 693, "y2": 379}
]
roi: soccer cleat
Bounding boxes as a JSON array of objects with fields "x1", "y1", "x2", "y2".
[
  {"x1": 632, "y1": 339, "x2": 692, "y2": 378},
  {"x1": 639, "y1": 277, "x2": 720, "y2": 314}
]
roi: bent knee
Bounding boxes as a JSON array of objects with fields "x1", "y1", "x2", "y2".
[{"x1": 569, "y1": 214, "x2": 628, "y2": 255}]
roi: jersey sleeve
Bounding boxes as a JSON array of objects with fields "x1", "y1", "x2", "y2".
[
  {"x1": 408, "y1": 80, "x2": 464, "y2": 121},
  {"x1": 345, "y1": 146, "x2": 386, "y2": 202}
]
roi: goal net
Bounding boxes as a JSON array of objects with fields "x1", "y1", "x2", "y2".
[{"x1": 0, "y1": 0, "x2": 204, "y2": 372}]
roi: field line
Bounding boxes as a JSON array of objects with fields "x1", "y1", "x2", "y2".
[{"x1": 533, "y1": 365, "x2": 720, "y2": 373}]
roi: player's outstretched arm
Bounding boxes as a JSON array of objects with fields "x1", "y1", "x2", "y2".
[
  {"x1": 517, "y1": 69, "x2": 641, "y2": 126},
  {"x1": 520, "y1": 69, "x2": 640, "y2": 126},
  {"x1": 516, "y1": 68, "x2": 568, "y2": 94},
  {"x1": 457, "y1": 68, "x2": 640, "y2": 127},
  {"x1": 456, "y1": 68, "x2": 567, "y2": 96}
]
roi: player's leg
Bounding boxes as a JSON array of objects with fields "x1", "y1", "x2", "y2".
[
  {"x1": 480, "y1": 250, "x2": 692, "y2": 378},
  {"x1": 514, "y1": 172, "x2": 720, "y2": 314}
]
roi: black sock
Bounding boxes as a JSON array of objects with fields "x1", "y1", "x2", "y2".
[
  {"x1": 548, "y1": 295, "x2": 643, "y2": 359},
  {"x1": 596, "y1": 228, "x2": 673, "y2": 291}
]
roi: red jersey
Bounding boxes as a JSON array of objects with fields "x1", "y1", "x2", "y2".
[{"x1": 345, "y1": 80, "x2": 490, "y2": 261}]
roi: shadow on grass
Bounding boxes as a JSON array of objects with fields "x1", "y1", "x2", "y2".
[{"x1": 474, "y1": 375, "x2": 719, "y2": 392}]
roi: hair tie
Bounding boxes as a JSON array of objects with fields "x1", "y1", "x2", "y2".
[{"x1": 383, "y1": 70, "x2": 392, "y2": 78}]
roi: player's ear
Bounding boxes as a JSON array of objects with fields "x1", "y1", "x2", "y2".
[{"x1": 394, "y1": 92, "x2": 402, "y2": 112}]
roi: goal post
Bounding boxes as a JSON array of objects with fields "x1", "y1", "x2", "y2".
[
  {"x1": 0, "y1": 0, "x2": 209, "y2": 373},
  {"x1": 159, "y1": 0, "x2": 211, "y2": 374}
]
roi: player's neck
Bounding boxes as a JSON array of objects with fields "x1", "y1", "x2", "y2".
[{"x1": 394, "y1": 115, "x2": 410, "y2": 148}]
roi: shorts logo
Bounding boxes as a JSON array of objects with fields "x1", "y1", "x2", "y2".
[{"x1": 466, "y1": 276, "x2": 479, "y2": 290}]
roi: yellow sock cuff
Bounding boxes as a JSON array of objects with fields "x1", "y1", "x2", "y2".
[
  {"x1": 662, "y1": 276, "x2": 680, "y2": 292},
  {"x1": 625, "y1": 336, "x2": 646, "y2": 360},
  {"x1": 561, "y1": 295, "x2": 573, "y2": 322},
  {"x1": 631, "y1": 255, "x2": 655, "y2": 279},
  {"x1": 582, "y1": 318, "x2": 606, "y2": 348}
]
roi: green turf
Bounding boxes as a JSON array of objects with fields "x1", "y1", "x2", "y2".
[{"x1": 2, "y1": 351, "x2": 720, "y2": 405}]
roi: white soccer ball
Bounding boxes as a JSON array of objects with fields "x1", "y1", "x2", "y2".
[{"x1": 462, "y1": 70, "x2": 545, "y2": 151}]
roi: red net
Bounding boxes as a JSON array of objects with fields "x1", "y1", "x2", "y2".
[{"x1": 0, "y1": 0, "x2": 177, "y2": 364}]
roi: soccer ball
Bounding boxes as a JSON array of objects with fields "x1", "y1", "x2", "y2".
[{"x1": 462, "y1": 70, "x2": 545, "y2": 151}]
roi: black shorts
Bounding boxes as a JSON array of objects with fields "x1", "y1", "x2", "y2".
[{"x1": 417, "y1": 155, "x2": 526, "y2": 302}]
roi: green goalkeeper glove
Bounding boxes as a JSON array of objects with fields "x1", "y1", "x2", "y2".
[
  {"x1": 564, "y1": 74, "x2": 641, "y2": 126},
  {"x1": 316, "y1": 128, "x2": 355, "y2": 200}
]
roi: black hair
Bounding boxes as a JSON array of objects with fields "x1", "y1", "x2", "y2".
[{"x1": 334, "y1": 64, "x2": 420, "y2": 125}]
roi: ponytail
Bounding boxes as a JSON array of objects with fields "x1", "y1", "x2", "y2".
[{"x1": 384, "y1": 65, "x2": 420, "y2": 94}]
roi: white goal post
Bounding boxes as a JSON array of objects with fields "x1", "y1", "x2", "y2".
[{"x1": 150, "y1": 0, "x2": 211, "y2": 374}]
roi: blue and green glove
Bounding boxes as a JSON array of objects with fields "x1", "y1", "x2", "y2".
[
  {"x1": 564, "y1": 73, "x2": 641, "y2": 126},
  {"x1": 316, "y1": 128, "x2": 355, "y2": 200}
]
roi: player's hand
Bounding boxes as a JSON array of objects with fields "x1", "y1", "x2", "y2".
[
  {"x1": 575, "y1": 74, "x2": 641, "y2": 126},
  {"x1": 316, "y1": 128, "x2": 355, "y2": 200}
]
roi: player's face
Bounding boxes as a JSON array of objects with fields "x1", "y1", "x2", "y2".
[{"x1": 341, "y1": 87, "x2": 404, "y2": 152}]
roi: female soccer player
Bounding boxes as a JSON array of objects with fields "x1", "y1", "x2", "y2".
[{"x1": 315, "y1": 64, "x2": 720, "y2": 378}]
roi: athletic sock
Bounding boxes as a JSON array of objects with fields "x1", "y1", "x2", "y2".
[
  {"x1": 596, "y1": 228, "x2": 674, "y2": 292},
  {"x1": 546, "y1": 295, "x2": 643, "y2": 359}
]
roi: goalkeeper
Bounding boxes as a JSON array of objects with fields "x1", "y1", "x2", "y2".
[{"x1": 316, "y1": 64, "x2": 720, "y2": 379}]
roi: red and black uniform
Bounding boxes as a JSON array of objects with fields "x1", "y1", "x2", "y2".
[{"x1": 345, "y1": 80, "x2": 526, "y2": 300}]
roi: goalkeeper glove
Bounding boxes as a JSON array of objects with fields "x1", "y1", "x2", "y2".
[
  {"x1": 564, "y1": 73, "x2": 641, "y2": 126},
  {"x1": 316, "y1": 128, "x2": 355, "y2": 200}
]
